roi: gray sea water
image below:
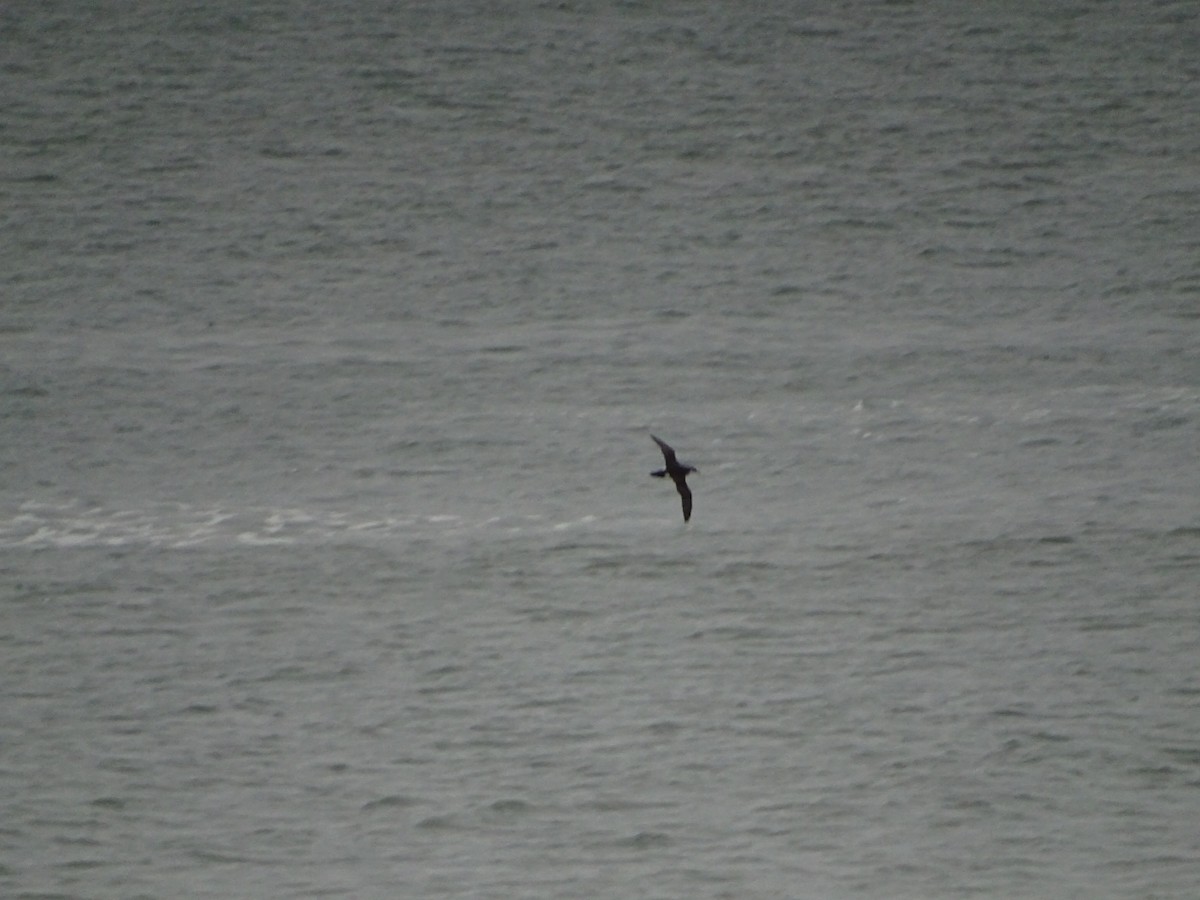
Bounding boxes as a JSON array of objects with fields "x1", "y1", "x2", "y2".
[{"x1": 3, "y1": 1, "x2": 1199, "y2": 897}]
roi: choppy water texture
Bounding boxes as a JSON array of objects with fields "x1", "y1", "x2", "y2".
[{"x1": 3, "y1": 1, "x2": 1199, "y2": 897}]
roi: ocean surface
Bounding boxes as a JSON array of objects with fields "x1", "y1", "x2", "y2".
[{"x1": 3, "y1": 1, "x2": 1199, "y2": 897}]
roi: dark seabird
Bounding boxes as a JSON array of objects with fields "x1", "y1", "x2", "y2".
[{"x1": 650, "y1": 434, "x2": 697, "y2": 522}]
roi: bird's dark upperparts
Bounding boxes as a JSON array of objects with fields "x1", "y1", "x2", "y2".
[{"x1": 650, "y1": 434, "x2": 696, "y2": 522}]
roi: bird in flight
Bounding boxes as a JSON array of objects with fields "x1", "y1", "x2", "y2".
[{"x1": 650, "y1": 434, "x2": 697, "y2": 522}]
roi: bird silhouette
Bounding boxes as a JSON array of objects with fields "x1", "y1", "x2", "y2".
[{"x1": 650, "y1": 434, "x2": 696, "y2": 522}]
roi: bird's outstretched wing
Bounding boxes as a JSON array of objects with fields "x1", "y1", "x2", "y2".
[
  {"x1": 677, "y1": 480, "x2": 692, "y2": 522},
  {"x1": 650, "y1": 434, "x2": 677, "y2": 465}
]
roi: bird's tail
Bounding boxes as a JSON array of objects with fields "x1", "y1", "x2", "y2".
[{"x1": 650, "y1": 469, "x2": 667, "y2": 478}]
